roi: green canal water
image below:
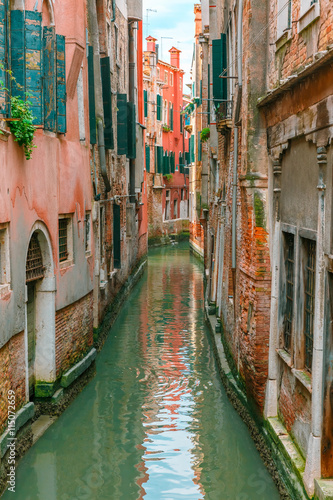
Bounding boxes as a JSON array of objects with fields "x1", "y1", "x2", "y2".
[{"x1": 4, "y1": 244, "x2": 280, "y2": 500}]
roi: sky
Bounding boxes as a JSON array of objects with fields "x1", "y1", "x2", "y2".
[{"x1": 142, "y1": 0, "x2": 196, "y2": 92}]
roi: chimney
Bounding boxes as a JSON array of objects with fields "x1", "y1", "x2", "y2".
[
  {"x1": 169, "y1": 47, "x2": 181, "y2": 69},
  {"x1": 146, "y1": 36, "x2": 157, "y2": 53}
]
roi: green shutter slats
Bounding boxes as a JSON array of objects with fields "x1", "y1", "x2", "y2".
[
  {"x1": 198, "y1": 131, "x2": 202, "y2": 162},
  {"x1": 11, "y1": 10, "x2": 25, "y2": 99},
  {"x1": 25, "y1": 11, "x2": 42, "y2": 125},
  {"x1": 144, "y1": 89, "x2": 148, "y2": 117},
  {"x1": 190, "y1": 134, "x2": 195, "y2": 163},
  {"x1": 43, "y1": 26, "x2": 56, "y2": 131},
  {"x1": 145, "y1": 144, "x2": 150, "y2": 173},
  {"x1": 100, "y1": 56, "x2": 114, "y2": 149},
  {"x1": 87, "y1": 46, "x2": 96, "y2": 144},
  {"x1": 185, "y1": 152, "x2": 189, "y2": 170},
  {"x1": 212, "y1": 34, "x2": 227, "y2": 104},
  {"x1": 127, "y1": 101, "x2": 136, "y2": 159},
  {"x1": 117, "y1": 93, "x2": 128, "y2": 155},
  {"x1": 157, "y1": 94, "x2": 161, "y2": 121},
  {"x1": 113, "y1": 204, "x2": 121, "y2": 269},
  {"x1": 157, "y1": 145, "x2": 163, "y2": 174},
  {"x1": 0, "y1": 0, "x2": 7, "y2": 116},
  {"x1": 56, "y1": 34, "x2": 66, "y2": 133},
  {"x1": 171, "y1": 152, "x2": 175, "y2": 173}
]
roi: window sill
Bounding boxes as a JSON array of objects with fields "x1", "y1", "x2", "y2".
[
  {"x1": 298, "y1": 3, "x2": 320, "y2": 34},
  {"x1": 59, "y1": 259, "x2": 74, "y2": 270},
  {"x1": 292, "y1": 367, "x2": 312, "y2": 393},
  {"x1": 275, "y1": 29, "x2": 292, "y2": 52},
  {"x1": 0, "y1": 284, "x2": 11, "y2": 299},
  {"x1": 277, "y1": 348, "x2": 293, "y2": 367}
]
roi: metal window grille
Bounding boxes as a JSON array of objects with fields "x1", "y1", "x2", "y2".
[
  {"x1": 85, "y1": 213, "x2": 90, "y2": 252},
  {"x1": 284, "y1": 233, "x2": 294, "y2": 352},
  {"x1": 26, "y1": 234, "x2": 44, "y2": 283},
  {"x1": 304, "y1": 240, "x2": 316, "y2": 371},
  {"x1": 59, "y1": 218, "x2": 68, "y2": 262}
]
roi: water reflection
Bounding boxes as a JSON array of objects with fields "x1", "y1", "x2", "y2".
[{"x1": 3, "y1": 244, "x2": 280, "y2": 500}]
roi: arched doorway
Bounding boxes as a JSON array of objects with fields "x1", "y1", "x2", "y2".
[{"x1": 25, "y1": 223, "x2": 56, "y2": 399}]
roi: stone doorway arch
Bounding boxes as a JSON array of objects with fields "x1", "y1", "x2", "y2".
[{"x1": 25, "y1": 222, "x2": 56, "y2": 399}]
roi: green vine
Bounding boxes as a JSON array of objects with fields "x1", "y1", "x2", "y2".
[
  {"x1": 164, "y1": 174, "x2": 173, "y2": 182},
  {"x1": 8, "y1": 95, "x2": 37, "y2": 160},
  {"x1": 200, "y1": 127, "x2": 210, "y2": 143}
]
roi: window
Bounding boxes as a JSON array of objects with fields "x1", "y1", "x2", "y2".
[
  {"x1": 283, "y1": 233, "x2": 294, "y2": 352},
  {"x1": 164, "y1": 71, "x2": 168, "y2": 84},
  {"x1": 157, "y1": 94, "x2": 162, "y2": 121},
  {"x1": 277, "y1": 0, "x2": 292, "y2": 40},
  {"x1": 180, "y1": 106, "x2": 183, "y2": 133},
  {"x1": 173, "y1": 199, "x2": 178, "y2": 219},
  {"x1": 300, "y1": 0, "x2": 317, "y2": 16},
  {"x1": 0, "y1": 225, "x2": 10, "y2": 290},
  {"x1": 165, "y1": 191, "x2": 170, "y2": 220},
  {"x1": 164, "y1": 100, "x2": 168, "y2": 124},
  {"x1": 58, "y1": 215, "x2": 73, "y2": 265},
  {"x1": 169, "y1": 103, "x2": 173, "y2": 131},
  {"x1": 114, "y1": 25, "x2": 119, "y2": 62},
  {"x1": 157, "y1": 68, "x2": 160, "y2": 79},
  {"x1": 77, "y1": 68, "x2": 85, "y2": 141},
  {"x1": 170, "y1": 73, "x2": 173, "y2": 86},
  {"x1": 85, "y1": 212, "x2": 91, "y2": 253},
  {"x1": 304, "y1": 239, "x2": 316, "y2": 371},
  {"x1": 179, "y1": 77, "x2": 182, "y2": 91}
]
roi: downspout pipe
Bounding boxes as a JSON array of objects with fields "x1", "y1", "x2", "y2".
[
  {"x1": 231, "y1": 0, "x2": 243, "y2": 299},
  {"x1": 129, "y1": 22, "x2": 136, "y2": 204}
]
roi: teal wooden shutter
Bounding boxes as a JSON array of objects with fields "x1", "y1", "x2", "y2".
[
  {"x1": 180, "y1": 109, "x2": 183, "y2": 133},
  {"x1": 100, "y1": 56, "x2": 114, "y2": 149},
  {"x1": 87, "y1": 46, "x2": 96, "y2": 144},
  {"x1": 117, "y1": 93, "x2": 128, "y2": 155},
  {"x1": 198, "y1": 131, "x2": 202, "y2": 162},
  {"x1": 199, "y1": 80, "x2": 202, "y2": 106},
  {"x1": 184, "y1": 152, "x2": 189, "y2": 171},
  {"x1": 170, "y1": 152, "x2": 175, "y2": 173},
  {"x1": 190, "y1": 135, "x2": 195, "y2": 163},
  {"x1": 170, "y1": 105, "x2": 173, "y2": 131},
  {"x1": 163, "y1": 152, "x2": 167, "y2": 175},
  {"x1": 43, "y1": 26, "x2": 56, "y2": 131},
  {"x1": 0, "y1": 0, "x2": 8, "y2": 116},
  {"x1": 144, "y1": 89, "x2": 148, "y2": 117},
  {"x1": 11, "y1": 10, "x2": 25, "y2": 99},
  {"x1": 212, "y1": 34, "x2": 227, "y2": 103},
  {"x1": 127, "y1": 101, "x2": 136, "y2": 159},
  {"x1": 157, "y1": 94, "x2": 161, "y2": 121},
  {"x1": 56, "y1": 34, "x2": 66, "y2": 133},
  {"x1": 156, "y1": 145, "x2": 163, "y2": 174},
  {"x1": 145, "y1": 144, "x2": 150, "y2": 173},
  {"x1": 113, "y1": 204, "x2": 121, "y2": 269},
  {"x1": 25, "y1": 11, "x2": 42, "y2": 125}
]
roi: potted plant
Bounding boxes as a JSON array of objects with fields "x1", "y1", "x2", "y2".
[{"x1": 200, "y1": 127, "x2": 210, "y2": 143}]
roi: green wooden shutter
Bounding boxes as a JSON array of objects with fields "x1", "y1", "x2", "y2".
[
  {"x1": 171, "y1": 152, "x2": 175, "y2": 173},
  {"x1": 127, "y1": 101, "x2": 136, "y2": 159},
  {"x1": 185, "y1": 152, "x2": 189, "y2": 170},
  {"x1": 199, "y1": 80, "x2": 202, "y2": 106},
  {"x1": 208, "y1": 63, "x2": 210, "y2": 125},
  {"x1": 43, "y1": 26, "x2": 56, "y2": 131},
  {"x1": 157, "y1": 145, "x2": 163, "y2": 174},
  {"x1": 170, "y1": 105, "x2": 173, "y2": 131},
  {"x1": 56, "y1": 34, "x2": 66, "y2": 133},
  {"x1": 212, "y1": 34, "x2": 227, "y2": 103},
  {"x1": 113, "y1": 204, "x2": 121, "y2": 269},
  {"x1": 0, "y1": 0, "x2": 8, "y2": 116},
  {"x1": 145, "y1": 144, "x2": 150, "y2": 173},
  {"x1": 198, "y1": 131, "x2": 202, "y2": 162},
  {"x1": 100, "y1": 56, "x2": 114, "y2": 149},
  {"x1": 25, "y1": 11, "x2": 42, "y2": 125},
  {"x1": 163, "y1": 152, "x2": 167, "y2": 175},
  {"x1": 190, "y1": 134, "x2": 195, "y2": 163},
  {"x1": 157, "y1": 94, "x2": 161, "y2": 121},
  {"x1": 180, "y1": 109, "x2": 183, "y2": 133},
  {"x1": 144, "y1": 89, "x2": 148, "y2": 117},
  {"x1": 87, "y1": 46, "x2": 96, "y2": 144},
  {"x1": 11, "y1": 10, "x2": 25, "y2": 99},
  {"x1": 117, "y1": 93, "x2": 128, "y2": 155}
]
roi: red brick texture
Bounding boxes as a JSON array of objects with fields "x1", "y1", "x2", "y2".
[
  {"x1": 0, "y1": 332, "x2": 26, "y2": 435},
  {"x1": 55, "y1": 292, "x2": 93, "y2": 377}
]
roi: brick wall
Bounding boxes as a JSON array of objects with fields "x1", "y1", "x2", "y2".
[
  {"x1": 55, "y1": 292, "x2": 93, "y2": 377},
  {"x1": 0, "y1": 332, "x2": 26, "y2": 435}
]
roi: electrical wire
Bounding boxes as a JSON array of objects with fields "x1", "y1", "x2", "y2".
[{"x1": 220, "y1": 0, "x2": 292, "y2": 77}]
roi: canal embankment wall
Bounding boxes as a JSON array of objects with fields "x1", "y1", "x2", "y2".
[
  {"x1": 148, "y1": 230, "x2": 190, "y2": 248},
  {"x1": 205, "y1": 307, "x2": 312, "y2": 500}
]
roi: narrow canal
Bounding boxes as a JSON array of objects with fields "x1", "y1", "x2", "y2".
[{"x1": 4, "y1": 244, "x2": 280, "y2": 500}]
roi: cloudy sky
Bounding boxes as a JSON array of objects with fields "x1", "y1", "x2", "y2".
[{"x1": 142, "y1": 0, "x2": 195, "y2": 90}]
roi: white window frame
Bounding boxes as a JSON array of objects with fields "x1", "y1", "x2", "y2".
[
  {"x1": 276, "y1": 0, "x2": 292, "y2": 41},
  {"x1": 0, "y1": 223, "x2": 10, "y2": 297},
  {"x1": 298, "y1": 0, "x2": 320, "y2": 33},
  {"x1": 58, "y1": 214, "x2": 74, "y2": 269}
]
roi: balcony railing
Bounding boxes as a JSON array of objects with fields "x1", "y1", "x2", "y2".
[{"x1": 216, "y1": 100, "x2": 233, "y2": 124}]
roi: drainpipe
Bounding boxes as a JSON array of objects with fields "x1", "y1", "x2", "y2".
[
  {"x1": 129, "y1": 22, "x2": 136, "y2": 204},
  {"x1": 231, "y1": 0, "x2": 243, "y2": 300},
  {"x1": 87, "y1": 0, "x2": 111, "y2": 193}
]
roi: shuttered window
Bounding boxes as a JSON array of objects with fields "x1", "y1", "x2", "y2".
[
  {"x1": 156, "y1": 145, "x2": 163, "y2": 174},
  {"x1": 190, "y1": 135, "x2": 195, "y2": 163},
  {"x1": 157, "y1": 94, "x2": 162, "y2": 121},
  {"x1": 145, "y1": 144, "x2": 150, "y2": 173},
  {"x1": 208, "y1": 63, "x2": 210, "y2": 125},
  {"x1": 87, "y1": 45, "x2": 96, "y2": 144},
  {"x1": 127, "y1": 101, "x2": 136, "y2": 159},
  {"x1": 144, "y1": 89, "x2": 148, "y2": 117},
  {"x1": 212, "y1": 34, "x2": 227, "y2": 103},
  {"x1": 101, "y1": 56, "x2": 114, "y2": 149},
  {"x1": 25, "y1": 11, "x2": 42, "y2": 125},
  {"x1": 56, "y1": 35, "x2": 66, "y2": 133},
  {"x1": 11, "y1": 10, "x2": 25, "y2": 100},
  {"x1": 117, "y1": 93, "x2": 128, "y2": 155},
  {"x1": 170, "y1": 152, "x2": 175, "y2": 173},
  {"x1": 198, "y1": 131, "x2": 202, "y2": 162},
  {"x1": 113, "y1": 204, "x2": 121, "y2": 269}
]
